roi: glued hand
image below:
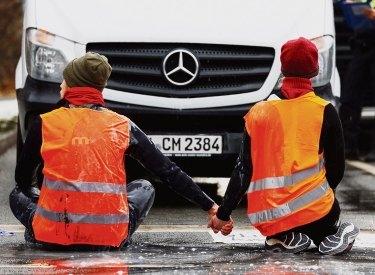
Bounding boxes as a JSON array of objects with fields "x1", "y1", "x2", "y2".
[{"x1": 207, "y1": 215, "x2": 234, "y2": 235}]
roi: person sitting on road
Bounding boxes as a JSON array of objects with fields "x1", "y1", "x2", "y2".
[
  {"x1": 9, "y1": 52, "x2": 233, "y2": 251},
  {"x1": 207, "y1": 37, "x2": 360, "y2": 255}
]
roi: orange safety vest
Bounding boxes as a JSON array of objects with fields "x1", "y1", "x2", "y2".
[
  {"x1": 244, "y1": 92, "x2": 334, "y2": 236},
  {"x1": 32, "y1": 107, "x2": 130, "y2": 246}
]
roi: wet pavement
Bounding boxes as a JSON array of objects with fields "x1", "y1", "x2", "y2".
[
  {"x1": 1, "y1": 146, "x2": 375, "y2": 274},
  {"x1": 1, "y1": 231, "x2": 375, "y2": 274}
]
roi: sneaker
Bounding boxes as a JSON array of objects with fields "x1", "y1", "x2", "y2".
[
  {"x1": 319, "y1": 222, "x2": 360, "y2": 255},
  {"x1": 265, "y1": 232, "x2": 311, "y2": 253}
]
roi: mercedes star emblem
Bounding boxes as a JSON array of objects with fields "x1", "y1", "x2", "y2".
[{"x1": 162, "y1": 49, "x2": 199, "y2": 86}]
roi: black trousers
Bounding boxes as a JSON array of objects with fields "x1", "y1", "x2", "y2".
[
  {"x1": 9, "y1": 179, "x2": 155, "y2": 251},
  {"x1": 339, "y1": 44, "x2": 375, "y2": 152},
  {"x1": 267, "y1": 198, "x2": 341, "y2": 247}
]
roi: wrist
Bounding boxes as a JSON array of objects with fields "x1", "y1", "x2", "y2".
[
  {"x1": 208, "y1": 203, "x2": 219, "y2": 215},
  {"x1": 216, "y1": 207, "x2": 230, "y2": 222}
]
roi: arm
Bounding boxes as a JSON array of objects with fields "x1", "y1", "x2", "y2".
[
  {"x1": 15, "y1": 100, "x2": 68, "y2": 190},
  {"x1": 126, "y1": 121, "x2": 215, "y2": 211},
  {"x1": 216, "y1": 128, "x2": 252, "y2": 221},
  {"x1": 208, "y1": 128, "x2": 252, "y2": 234},
  {"x1": 320, "y1": 104, "x2": 345, "y2": 190},
  {"x1": 15, "y1": 116, "x2": 44, "y2": 190}
]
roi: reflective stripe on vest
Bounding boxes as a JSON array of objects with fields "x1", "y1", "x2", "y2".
[
  {"x1": 44, "y1": 178, "x2": 127, "y2": 194},
  {"x1": 244, "y1": 92, "x2": 334, "y2": 236},
  {"x1": 33, "y1": 108, "x2": 130, "y2": 247},
  {"x1": 35, "y1": 178, "x2": 129, "y2": 224},
  {"x1": 248, "y1": 157, "x2": 324, "y2": 193},
  {"x1": 248, "y1": 180, "x2": 329, "y2": 224},
  {"x1": 36, "y1": 205, "x2": 129, "y2": 224}
]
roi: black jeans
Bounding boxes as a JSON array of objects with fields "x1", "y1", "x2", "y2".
[
  {"x1": 9, "y1": 179, "x2": 155, "y2": 251},
  {"x1": 339, "y1": 44, "x2": 375, "y2": 152},
  {"x1": 267, "y1": 198, "x2": 341, "y2": 247}
]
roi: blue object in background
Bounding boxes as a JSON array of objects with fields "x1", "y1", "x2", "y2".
[{"x1": 340, "y1": 1, "x2": 375, "y2": 29}]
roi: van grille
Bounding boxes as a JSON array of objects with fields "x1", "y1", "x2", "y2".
[{"x1": 86, "y1": 43, "x2": 275, "y2": 98}]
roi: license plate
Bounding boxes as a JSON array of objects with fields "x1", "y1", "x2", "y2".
[{"x1": 149, "y1": 135, "x2": 222, "y2": 155}]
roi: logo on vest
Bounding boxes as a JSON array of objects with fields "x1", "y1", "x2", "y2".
[{"x1": 71, "y1": 137, "x2": 90, "y2": 145}]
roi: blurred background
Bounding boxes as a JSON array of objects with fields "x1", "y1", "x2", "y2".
[{"x1": 0, "y1": 0, "x2": 23, "y2": 97}]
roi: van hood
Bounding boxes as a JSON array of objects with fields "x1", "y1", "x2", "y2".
[{"x1": 34, "y1": 0, "x2": 328, "y2": 48}]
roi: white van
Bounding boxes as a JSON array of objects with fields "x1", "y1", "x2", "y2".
[{"x1": 16, "y1": 0, "x2": 340, "y2": 177}]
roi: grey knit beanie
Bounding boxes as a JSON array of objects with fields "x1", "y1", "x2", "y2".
[{"x1": 63, "y1": 52, "x2": 112, "y2": 92}]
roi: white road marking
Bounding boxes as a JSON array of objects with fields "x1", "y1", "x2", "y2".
[
  {"x1": 0, "y1": 224, "x2": 250, "y2": 233},
  {"x1": 346, "y1": 160, "x2": 375, "y2": 176},
  {"x1": 0, "y1": 225, "x2": 24, "y2": 232},
  {"x1": 3, "y1": 224, "x2": 374, "y2": 248},
  {"x1": 0, "y1": 263, "x2": 196, "y2": 269},
  {"x1": 210, "y1": 230, "x2": 375, "y2": 248}
]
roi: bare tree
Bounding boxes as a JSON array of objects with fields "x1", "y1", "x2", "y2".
[{"x1": 0, "y1": 0, "x2": 23, "y2": 95}]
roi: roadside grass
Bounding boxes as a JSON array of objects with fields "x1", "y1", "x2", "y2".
[{"x1": 0, "y1": 116, "x2": 17, "y2": 133}]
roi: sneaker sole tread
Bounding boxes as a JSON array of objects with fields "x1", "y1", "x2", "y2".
[
  {"x1": 319, "y1": 222, "x2": 360, "y2": 255},
  {"x1": 265, "y1": 233, "x2": 311, "y2": 254}
]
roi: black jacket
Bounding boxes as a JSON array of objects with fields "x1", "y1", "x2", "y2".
[
  {"x1": 216, "y1": 92, "x2": 346, "y2": 221},
  {"x1": 15, "y1": 99, "x2": 214, "y2": 211}
]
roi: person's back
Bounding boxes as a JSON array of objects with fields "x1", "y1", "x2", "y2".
[
  {"x1": 245, "y1": 92, "x2": 334, "y2": 236},
  {"x1": 34, "y1": 107, "x2": 130, "y2": 246},
  {"x1": 209, "y1": 37, "x2": 360, "y2": 256}
]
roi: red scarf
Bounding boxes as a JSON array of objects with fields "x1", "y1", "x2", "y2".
[
  {"x1": 64, "y1": 87, "x2": 104, "y2": 106},
  {"x1": 280, "y1": 77, "x2": 314, "y2": 99}
]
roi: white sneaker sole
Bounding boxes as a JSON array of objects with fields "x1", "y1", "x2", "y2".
[{"x1": 319, "y1": 222, "x2": 360, "y2": 255}]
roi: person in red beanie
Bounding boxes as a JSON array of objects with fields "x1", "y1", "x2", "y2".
[{"x1": 208, "y1": 37, "x2": 360, "y2": 255}]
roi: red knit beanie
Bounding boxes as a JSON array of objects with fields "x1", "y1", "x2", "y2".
[{"x1": 280, "y1": 37, "x2": 319, "y2": 79}]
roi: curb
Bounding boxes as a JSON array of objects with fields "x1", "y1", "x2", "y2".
[{"x1": 0, "y1": 128, "x2": 17, "y2": 156}]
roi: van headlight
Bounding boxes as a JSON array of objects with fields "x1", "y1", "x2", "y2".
[
  {"x1": 25, "y1": 28, "x2": 70, "y2": 83},
  {"x1": 274, "y1": 35, "x2": 334, "y2": 89},
  {"x1": 310, "y1": 36, "x2": 334, "y2": 87}
]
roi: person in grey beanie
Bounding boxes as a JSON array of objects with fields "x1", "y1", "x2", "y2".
[{"x1": 9, "y1": 52, "x2": 233, "y2": 251}]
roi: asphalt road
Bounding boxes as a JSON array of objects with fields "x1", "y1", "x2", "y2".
[{"x1": 1, "y1": 144, "x2": 375, "y2": 274}]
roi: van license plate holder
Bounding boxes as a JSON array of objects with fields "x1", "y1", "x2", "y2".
[{"x1": 148, "y1": 135, "x2": 222, "y2": 155}]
